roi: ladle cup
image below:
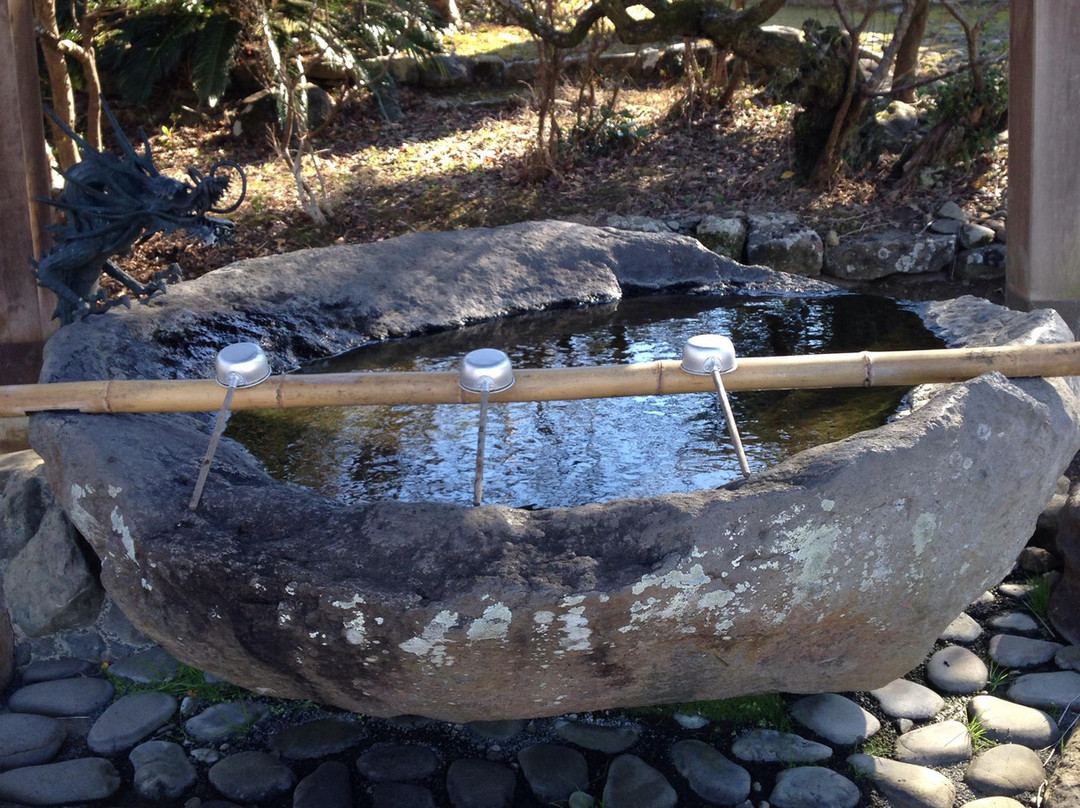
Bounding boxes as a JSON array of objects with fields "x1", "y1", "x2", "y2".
[
  {"x1": 681, "y1": 334, "x2": 752, "y2": 479},
  {"x1": 189, "y1": 343, "x2": 271, "y2": 510},
  {"x1": 460, "y1": 349, "x2": 514, "y2": 506}
]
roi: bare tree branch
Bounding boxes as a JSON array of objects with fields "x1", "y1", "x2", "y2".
[
  {"x1": 864, "y1": 51, "x2": 1008, "y2": 97},
  {"x1": 863, "y1": 0, "x2": 912, "y2": 93}
]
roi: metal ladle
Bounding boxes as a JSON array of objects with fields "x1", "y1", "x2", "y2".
[
  {"x1": 681, "y1": 334, "x2": 752, "y2": 479},
  {"x1": 188, "y1": 343, "x2": 272, "y2": 510},
  {"x1": 459, "y1": 348, "x2": 514, "y2": 506}
]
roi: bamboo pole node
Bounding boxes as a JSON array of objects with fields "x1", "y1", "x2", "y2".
[{"x1": 862, "y1": 352, "x2": 874, "y2": 388}]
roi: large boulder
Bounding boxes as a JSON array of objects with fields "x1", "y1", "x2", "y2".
[
  {"x1": 0, "y1": 451, "x2": 104, "y2": 638},
  {"x1": 746, "y1": 212, "x2": 824, "y2": 277},
  {"x1": 824, "y1": 230, "x2": 956, "y2": 281},
  {"x1": 28, "y1": 221, "x2": 1080, "y2": 722}
]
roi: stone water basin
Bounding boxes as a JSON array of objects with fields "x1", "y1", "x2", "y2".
[
  {"x1": 228, "y1": 293, "x2": 941, "y2": 509},
  {"x1": 29, "y1": 221, "x2": 1080, "y2": 722}
]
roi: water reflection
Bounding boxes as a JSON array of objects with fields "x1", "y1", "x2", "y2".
[{"x1": 227, "y1": 294, "x2": 941, "y2": 508}]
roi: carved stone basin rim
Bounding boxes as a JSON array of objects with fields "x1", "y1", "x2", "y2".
[{"x1": 28, "y1": 221, "x2": 1080, "y2": 722}]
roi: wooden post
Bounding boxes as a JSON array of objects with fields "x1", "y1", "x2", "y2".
[
  {"x1": 1007, "y1": 1, "x2": 1080, "y2": 335},
  {"x1": 0, "y1": 0, "x2": 56, "y2": 384}
]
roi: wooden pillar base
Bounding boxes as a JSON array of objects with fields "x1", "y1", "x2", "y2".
[
  {"x1": 1007, "y1": 1, "x2": 1080, "y2": 336},
  {"x1": 0, "y1": 341, "x2": 43, "y2": 385}
]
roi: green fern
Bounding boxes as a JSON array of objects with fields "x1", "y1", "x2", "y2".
[
  {"x1": 191, "y1": 14, "x2": 242, "y2": 107},
  {"x1": 115, "y1": 14, "x2": 200, "y2": 105},
  {"x1": 95, "y1": 0, "x2": 442, "y2": 110}
]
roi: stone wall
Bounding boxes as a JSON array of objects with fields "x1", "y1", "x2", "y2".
[{"x1": 607, "y1": 200, "x2": 1007, "y2": 285}]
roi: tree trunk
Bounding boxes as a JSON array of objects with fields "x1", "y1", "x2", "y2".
[
  {"x1": 33, "y1": 0, "x2": 78, "y2": 169},
  {"x1": 892, "y1": 0, "x2": 928, "y2": 103},
  {"x1": 425, "y1": 0, "x2": 459, "y2": 27}
]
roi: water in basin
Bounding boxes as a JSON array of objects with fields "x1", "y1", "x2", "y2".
[{"x1": 227, "y1": 294, "x2": 941, "y2": 508}]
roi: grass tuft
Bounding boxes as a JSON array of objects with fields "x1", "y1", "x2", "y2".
[
  {"x1": 106, "y1": 662, "x2": 253, "y2": 704},
  {"x1": 966, "y1": 713, "x2": 996, "y2": 752},
  {"x1": 1024, "y1": 574, "x2": 1054, "y2": 624},
  {"x1": 630, "y1": 694, "x2": 791, "y2": 731},
  {"x1": 985, "y1": 660, "x2": 1016, "y2": 693}
]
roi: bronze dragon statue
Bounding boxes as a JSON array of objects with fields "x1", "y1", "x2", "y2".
[{"x1": 34, "y1": 101, "x2": 246, "y2": 325}]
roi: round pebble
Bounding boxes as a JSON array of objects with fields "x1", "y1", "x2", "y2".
[
  {"x1": 940, "y1": 612, "x2": 983, "y2": 643},
  {"x1": 6, "y1": 677, "x2": 115, "y2": 716},
  {"x1": 105, "y1": 647, "x2": 181, "y2": 684},
  {"x1": 894, "y1": 720, "x2": 971, "y2": 766},
  {"x1": 19, "y1": 658, "x2": 96, "y2": 684},
  {"x1": 293, "y1": 760, "x2": 351, "y2": 808},
  {"x1": 988, "y1": 634, "x2": 1063, "y2": 668},
  {"x1": 672, "y1": 712, "x2": 709, "y2": 729},
  {"x1": 870, "y1": 678, "x2": 945, "y2": 720},
  {"x1": 446, "y1": 758, "x2": 517, "y2": 808},
  {"x1": 129, "y1": 740, "x2": 197, "y2": 802},
  {"x1": 1018, "y1": 547, "x2": 1056, "y2": 574},
  {"x1": 731, "y1": 729, "x2": 832, "y2": 764},
  {"x1": 848, "y1": 754, "x2": 955, "y2": 808},
  {"x1": 987, "y1": 612, "x2": 1040, "y2": 634},
  {"x1": 518, "y1": 743, "x2": 588, "y2": 803},
  {"x1": 670, "y1": 739, "x2": 751, "y2": 805},
  {"x1": 355, "y1": 743, "x2": 439, "y2": 782},
  {"x1": 602, "y1": 754, "x2": 676, "y2": 808},
  {"x1": 269, "y1": 717, "x2": 365, "y2": 759},
  {"x1": 1056, "y1": 645, "x2": 1080, "y2": 671},
  {"x1": 0, "y1": 713, "x2": 65, "y2": 770},
  {"x1": 1007, "y1": 670, "x2": 1080, "y2": 712},
  {"x1": 788, "y1": 694, "x2": 880, "y2": 745},
  {"x1": 568, "y1": 791, "x2": 597, "y2": 808},
  {"x1": 372, "y1": 782, "x2": 436, "y2": 808},
  {"x1": 965, "y1": 744, "x2": 1046, "y2": 796},
  {"x1": 769, "y1": 766, "x2": 859, "y2": 808},
  {"x1": 554, "y1": 719, "x2": 640, "y2": 753},
  {"x1": 927, "y1": 645, "x2": 988, "y2": 693},
  {"x1": 190, "y1": 747, "x2": 220, "y2": 764},
  {"x1": 968, "y1": 695, "x2": 1060, "y2": 748},
  {"x1": 184, "y1": 701, "x2": 270, "y2": 742},
  {"x1": 87, "y1": 691, "x2": 178, "y2": 755},
  {"x1": 208, "y1": 750, "x2": 296, "y2": 802},
  {"x1": 0, "y1": 757, "x2": 121, "y2": 804},
  {"x1": 997, "y1": 583, "x2": 1031, "y2": 600}
]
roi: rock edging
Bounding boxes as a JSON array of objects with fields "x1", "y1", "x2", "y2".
[{"x1": 608, "y1": 199, "x2": 1008, "y2": 284}]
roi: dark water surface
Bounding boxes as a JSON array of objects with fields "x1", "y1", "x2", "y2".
[{"x1": 227, "y1": 294, "x2": 941, "y2": 508}]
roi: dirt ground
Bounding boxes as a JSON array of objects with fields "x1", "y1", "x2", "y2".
[{"x1": 106, "y1": 33, "x2": 1008, "y2": 295}]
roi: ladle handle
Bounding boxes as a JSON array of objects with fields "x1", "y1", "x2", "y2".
[
  {"x1": 473, "y1": 387, "x2": 490, "y2": 506},
  {"x1": 712, "y1": 369, "x2": 752, "y2": 479},
  {"x1": 188, "y1": 383, "x2": 239, "y2": 510}
]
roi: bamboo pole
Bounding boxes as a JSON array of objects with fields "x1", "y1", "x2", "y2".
[{"x1": 2, "y1": 342, "x2": 1080, "y2": 418}]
